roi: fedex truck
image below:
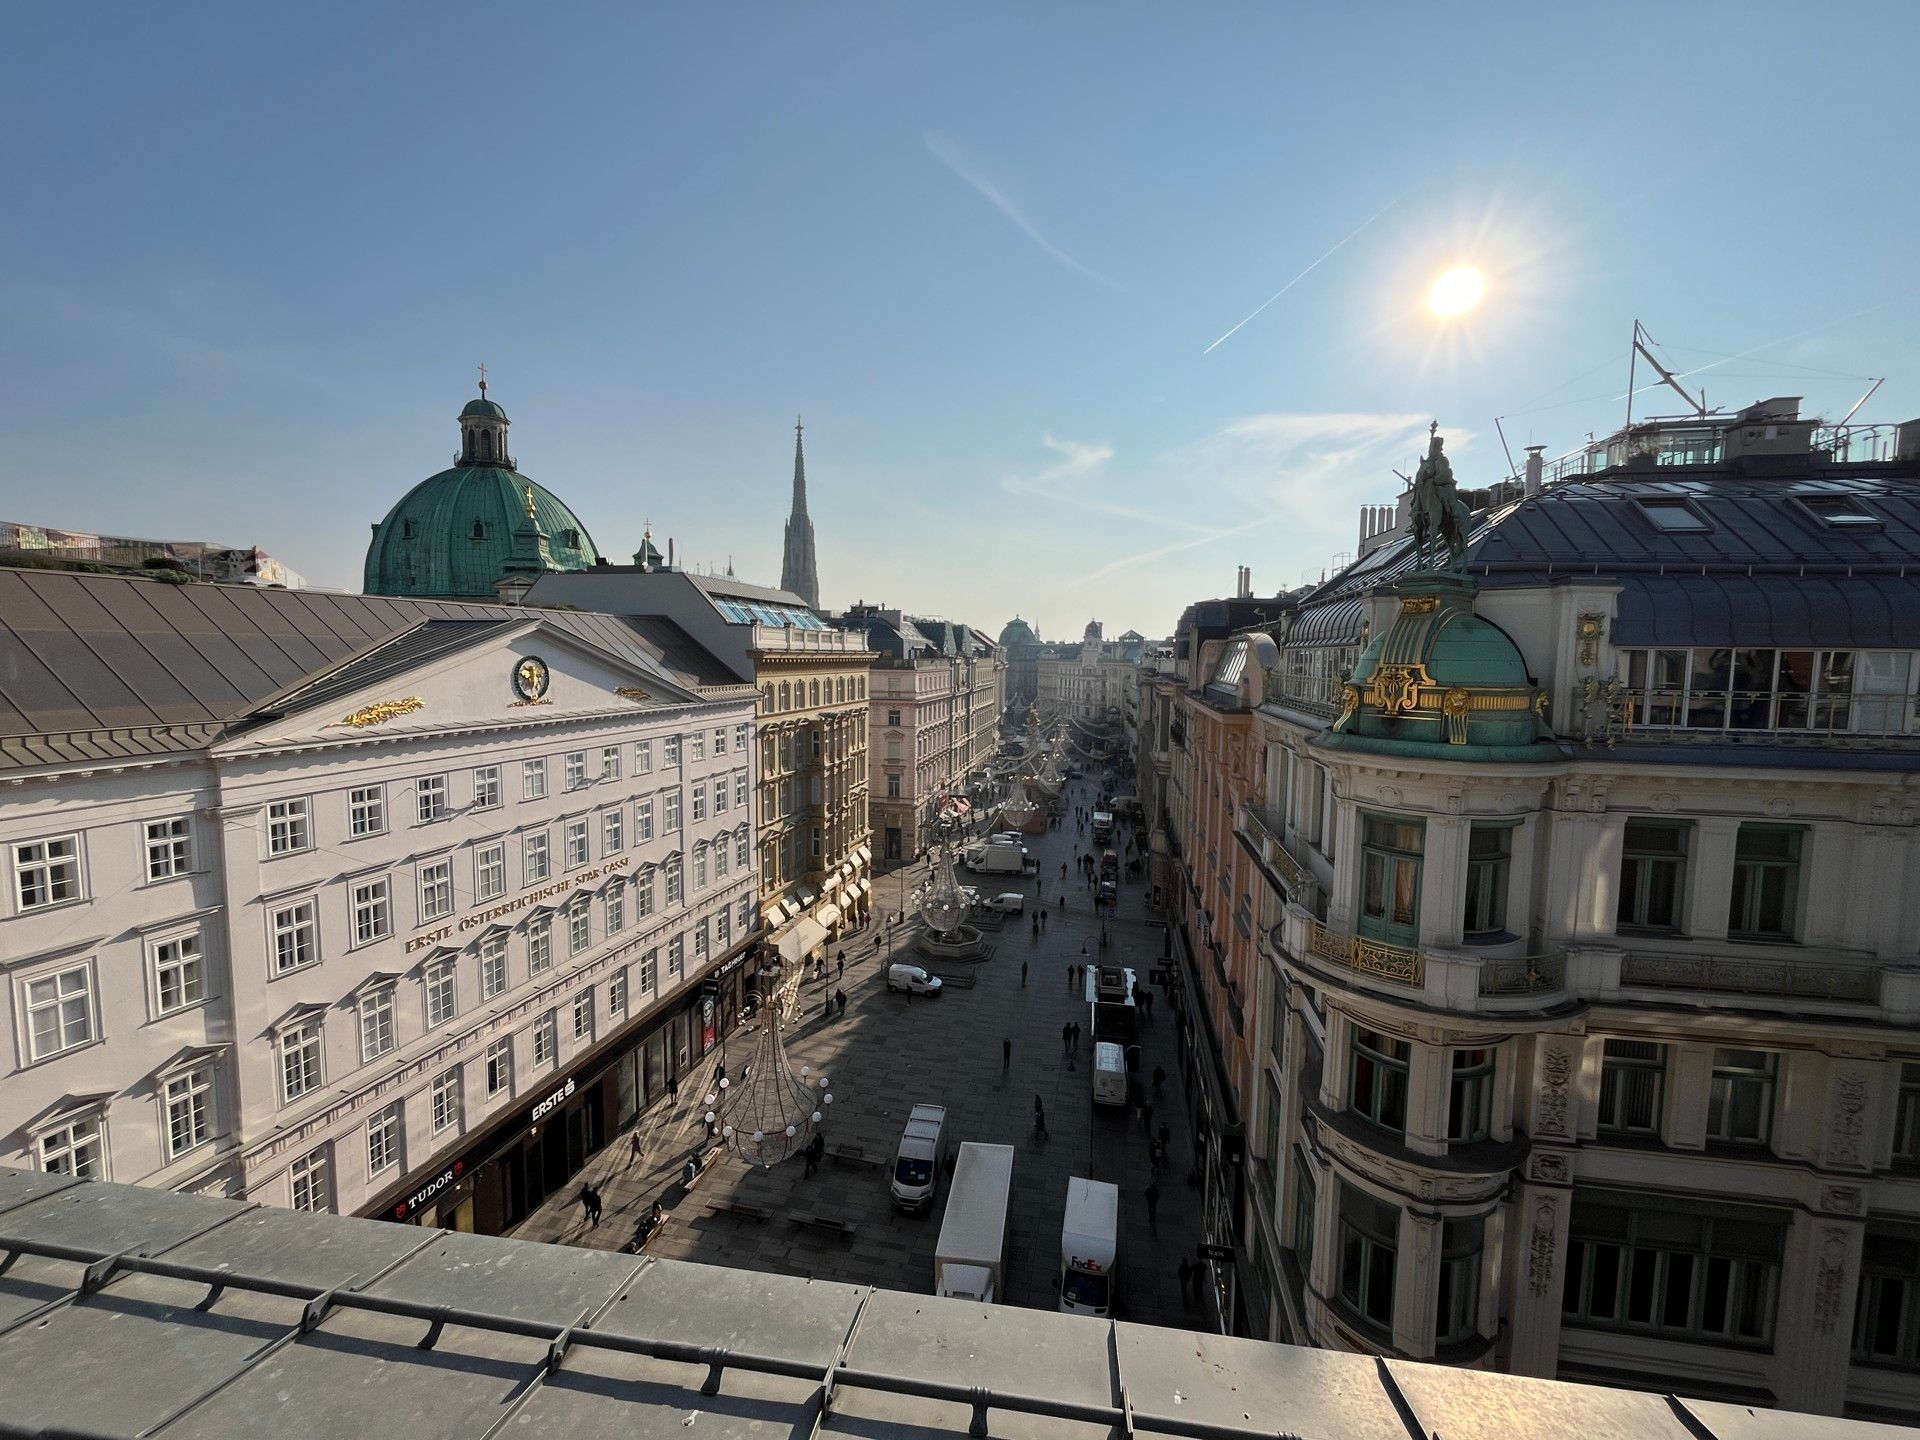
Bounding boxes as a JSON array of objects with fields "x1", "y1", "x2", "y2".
[{"x1": 1058, "y1": 1177, "x2": 1120, "y2": 1317}]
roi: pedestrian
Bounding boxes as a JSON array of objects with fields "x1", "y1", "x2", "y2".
[
  {"x1": 1003, "y1": 1037, "x2": 1012, "y2": 1072},
  {"x1": 1145, "y1": 1181, "x2": 1161, "y2": 1236},
  {"x1": 1149, "y1": 1138, "x2": 1163, "y2": 1173},
  {"x1": 1152, "y1": 1064, "x2": 1167, "y2": 1099},
  {"x1": 1060, "y1": 861, "x2": 1067, "y2": 879},
  {"x1": 1080, "y1": 940, "x2": 1089, "y2": 963},
  {"x1": 836, "y1": 987, "x2": 847, "y2": 1017},
  {"x1": 1040, "y1": 909, "x2": 1048, "y2": 933},
  {"x1": 630, "y1": 1131, "x2": 643, "y2": 1165},
  {"x1": 1072, "y1": 1021, "x2": 1082, "y2": 1049},
  {"x1": 1032, "y1": 913, "x2": 1039, "y2": 937},
  {"x1": 837, "y1": 952, "x2": 845, "y2": 980},
  {"x1": 578, "y1": 1183, "x2": 596, "y2": 1227},
  {"x1": 1021, "y1": 960, "x2": 1028, "y2": 987},
  {"x1": 667, "y1": 1071, "x2": 680, "y2": 1103},
  {"x1": 1062, "y1": 1022, "x2": 1073, "y2": 1056},
  {"x1": 1177, "y1": 1258, "x2": 1194, "y2": 1306},
  {"x1": 1067, "y1": 964, "x2": 1075, "y2": 990}
]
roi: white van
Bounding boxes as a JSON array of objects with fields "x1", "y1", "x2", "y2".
[
  {"x1": 888, "y1": 962, "x2": 943, "y2": 996},
  {"x1": 1059, "y1": 1177, "x2": 1120, "y2": 1317},
  {"x1": 891, "y1": 1103, "x2": 949, "y2": 1211},
  {"x1": 1091, "y1": 1042, "x2": 1127, "y2": 1107}
]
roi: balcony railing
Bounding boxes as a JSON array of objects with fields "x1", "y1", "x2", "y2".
[
  {"x1": 1479, "y1": 951, "x2": 1568, "y2": 995},
  {"x1": 1303, "y1": 918, "x2": 1423, "y2": 988},
  {"x1": 1240, "y1": 803, "x2": 1306, "y2": 893},
  {"x1": 1263, "y1": 670, "x2": 1342, "y2": 718},
  {"x1": 1620, "y1": 948, "x2": 1879, "y2": 1004}
]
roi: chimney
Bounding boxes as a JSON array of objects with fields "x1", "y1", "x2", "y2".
[
  {"x1": 667, "y1": 538, "x2": 675, "y2": 569},
  {"x1": 1524, "y1": 446, "x2": 1545, "y2": 497}
]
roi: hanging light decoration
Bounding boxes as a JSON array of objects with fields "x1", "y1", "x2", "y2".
[{"x1": 715, "y1": 1001, "x2": 836, "y2": 1167}]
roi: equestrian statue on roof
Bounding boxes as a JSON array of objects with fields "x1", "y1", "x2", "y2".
[{"x1": 1407, "y1": 421, "x2": 1473, "y2": 573}]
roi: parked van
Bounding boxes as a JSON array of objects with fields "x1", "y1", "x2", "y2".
[
  {"x1": 888, "y1": 963, "x2": 943, "y2": 996},
  {"x1": 1091, "y1": 811, "x2": 1114, "y2": 844},
  {"x1": 891, "y1": 1103, "x2": 949, "y2": 1211},
  {"x1": 984, "y1": 892, "x2": 1025, "y2": 915},
  {"x1": 1091, "y1": 1042, "x2": 1127, "y2": 1106},
  {"x1": 1058, "y1": 1177, "x2": 1120, "y2": 1317}
]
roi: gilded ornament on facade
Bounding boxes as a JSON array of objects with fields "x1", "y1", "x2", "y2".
[
  {"x1": 614, "y1": 686, "x2": 652, "y2": 703},
  {"x1": 1441, "y1": 686, "x2": 1472, "y2": 745},
  {"x1": 1576, "y1": 612, "x2": 1605, "y2": 667},
  {"x1": 512, "y1": 655, "x2": 552, "y2": 703},
  {"x1": 1368, "y1": 663, "x2": 1425, "y2": 714},
  {"x1": 338, "y1": 696, "x2": 426, "y2": 729},
  {"x1": 1399, "y1": 594, "x2": 1439, "y2": 616},
  {"x1": 1333, "y1": 682, "x2": 1361, "y2": 733}
]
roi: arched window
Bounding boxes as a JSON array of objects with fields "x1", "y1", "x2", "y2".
[
  {"x1": 810, "y1": 680, "x2": 821, "y2": 707},
  {"x1": 762, "y1": 683, "x2": 774, "y2": 713},
  {"x1": 471, "y1": 520, "x2": 487, "y2": 541},
  {"x1": 779, "y1": 682, "x2": 791, "y2": 710},
  {"x1": 836, "y1": 676, "x2": 847, "y2": 703}
]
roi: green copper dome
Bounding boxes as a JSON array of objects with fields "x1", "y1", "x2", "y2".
[
  {"x1": 365, "y1": 390, "x2": 602, "y2": 599},
  {"x1": 998, "y1": 616, "x2": 1039, "y2": 647}
]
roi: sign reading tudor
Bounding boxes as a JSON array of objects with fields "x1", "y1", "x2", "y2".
[{"x1": 392, "y1": 1160, "x2": 466, "y2": 1221}]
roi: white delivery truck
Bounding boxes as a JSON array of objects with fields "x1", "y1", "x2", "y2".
[
  {"x1": 891, "y1": 1103, "x2": 949, "y2": 1212},
  {"x1": 1058, "y1": 1176, "x2": 1120, "y2": 1318},
  {"x1": 1091, "y1": 1042, "x2": 1128, "y2": 1107},
  {"x1": 964, "y1": 840, "x2": 1035, "y2": 876},
  {"x1": 935, "y1": 1142, "x2": 1015, "y2": 1303},
  {"x1": 1091, "y1": 811, "x2": 1114, "y2": 845}
]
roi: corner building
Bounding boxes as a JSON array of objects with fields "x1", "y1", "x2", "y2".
[
  {"x1": 0, "y1": 571, "x2": 758, "y2": 1234},
  {"x1": 1155, "y1": 402, "x2": 1920, "y2": 1423}
]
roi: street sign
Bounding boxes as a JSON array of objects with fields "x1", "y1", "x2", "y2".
[{"x1": 1197, "y1": 1243, "x2": 1235, "y2": 1263}]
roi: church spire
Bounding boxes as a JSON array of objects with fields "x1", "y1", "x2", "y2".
[{"x1": 779, "y1": 415, "x2": 820, "y2": 609}]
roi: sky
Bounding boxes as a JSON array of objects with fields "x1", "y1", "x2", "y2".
[{"x1": 2, "y1": 3, "x2": 1917, "y2": 639}]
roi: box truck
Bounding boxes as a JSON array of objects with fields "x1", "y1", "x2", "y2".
[
  {"x1": 934, "y1": 1142, "x2": 1014, "y2": 1303},
  {"x1": 1058, "y1": 1176, "x2": 1120, "y2": 1318},
  {"x1": 891, "y1": 1103, "x2": 949, "y2": 1212},
  {"x1": 963, "y1": 840, "x2": 1035, "y2": 876},
  {"x1": 1091, "y1": 1042, "x2": 1128, "y2": 1107}
]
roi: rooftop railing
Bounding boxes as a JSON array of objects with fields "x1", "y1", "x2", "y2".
[
  {"x1": 749, "y1": 624, "x2": 872, "y2": 654},
  {"x1": 1619, "y1": 946, "x2": 1880, "y2": 1004}
]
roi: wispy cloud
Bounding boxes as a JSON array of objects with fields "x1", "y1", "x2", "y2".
[
  {"x1": 1202, "y1": 200, "x2": 1397, "y2": 354},
  {"x1": 925, "y1": 133, "x2": 1123, "y2": 291},
  {"x1": 1002, "y1": 432, "x2": 1215, "y2": 533}
]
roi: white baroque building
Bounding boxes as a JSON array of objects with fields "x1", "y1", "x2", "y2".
[
  {"x1": 1149, "y1": 402, "x2": 1920, "y2": 1423},
  {"x1": 0, "y1": 571, "x2": 758, "y2": 1235}
]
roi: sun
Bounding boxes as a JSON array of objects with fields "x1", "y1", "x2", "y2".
[{"x1": 1427, "y1": 265, "x2": 1485, "y2": 319}]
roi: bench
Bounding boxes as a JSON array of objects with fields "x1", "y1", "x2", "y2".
[
  {"x1": 929, "y1": 968, "x2": 977, "y2": 989},
  {"x1": 789, "y1": 1212, "x2": 859, "y2": 1239},
  {"x1": 704, "y1": 1198, "x2": 773, "y2": 1222},
  {"x1": 622, "y1": 1215, "x2": 671, "y2": 1253},
  {"x1": 829, "y1": 1143, "x2": 884, "y2": 1169}
]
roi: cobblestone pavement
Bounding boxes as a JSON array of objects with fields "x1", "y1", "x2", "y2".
[{"x1": 515, "y1": 772, "x2": 1206, "y2": 1327}]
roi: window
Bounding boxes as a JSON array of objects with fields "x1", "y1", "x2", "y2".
[
  {"x1": 565, "y1": 752, "x2": 587, "y2": 790},
  {"x1": 693, "y1": 848, "x2": 708, "y2": 890},
  {"x1": 713, "y1": 779, "x2": 728, "y2": 816},
  {"x1": 351, "y1": 877, "x2": 392, "y2": 945},
  {"x1": 888, "y1": 709, "x2": 901, "y2": 726},
  {"x1": 717, "y1": 908, "x2": 731, "y2": 947},
  {"x1": 153, "y1": 932, "x2": 205, "y2": 1015},
  {"x1": 1637, "y1": 498, "x2": 1711, "y2": 533},
  {"x1": 1597, "y1": 1040, "x2": 1664, "y2": 1136},
  {"x1": 569, "y1": 898, "x2": 590, "y2": 955},
  {"x1": 639, "y1": 949, "x2": 659, "y2": 995},
  {"x1": 634, "y1": 740, "x2": 653, "y2": 774},
  {"x1": 636, "y1": 799, "x2": 654, "y2": 842},
  {"x1": 1854, "y1": 1229, "x2": 1920, "y2": 1370},
  {"x1": 565, "y1": 819, "x2": 590, "y2": 869},
  {"x1": 1895, "y1": 1062, "x2": 1920, "y2": 1165},
  {"x1": 145, "y1": 818, "x2": 194, "y2": 879},
  {"x1": 1462, "y1": 824, "x2": 1511, "y2": 938},
  {"x1": 474, "y1": 842, "x2": 506, "y2": 902},
  {"x1": 693, "y1": 918, "x2": 710, "y2": 963},
  {"x1": 1797, "y1": 491, "x2": 1883, "y2": 530},
  {"x1": 665, "y1": 856, "x2": 683, "y2": 905},
  {"x1": 712, "y1": 725, "x2": 728, "y2": 757},
  {"x1": 664, "y1": 734, "x2": 681, "y2": 767},
  {"x1": 359, "y1": 986, "x2": 397, "y2": 1061},
  {"x1": 886, "y1": 774, "x2": 901, "y2": 798},
  {"x1": 425, "y1": 956, "x2": 458, "y2": 1029},
  {"x1": 1358, "y1": 815, "x2": 1423, "y2": 948},
  {"x1": 1707, "y1": 1048, "x2": 1775, "y2": 1144},
  {"x1": 15, "y1": 835, "x2": 84, "y2": 914},
  {"x1": 290, "y1": 1147, "x2": 331, "y2": 1212},
  {"x1": 601, "y1": 746, "x2": 621, "y2": 781},
  {"x1": 523, "y1": 758, "x2": 548, "y2": 800},
  {"x1": 609, "y1": 970, "x2": 628, "y2": 1017},
  {"x1": 664, "y1": 790, "x2": 681, "y2": 831},
  {"x1": 573, "y1": 989, "x2": 593, "y2": 1041},
  {"x1": 603, "y1": 810, "x2": 624, "y2": 854},
  {"x1": 473, "y1": 765, "x2": 501, "y2": 810},
  {"x1": 24, "y1": 965, "x2": 96, "y2": 1061},
  {"x1": 1447, "y1": 1048, "x2": 1494, "y2": 1143},
  {"x1": 736, "y1": 831, "x2": 750, "y2": 870},
  {"x1": 432, "y1": 1069, "x2": 462, "y2": 1134},
  {"x1": 714, "y1": 843, "x2": 729, "y2": 880},
  {"x1": 1436, "y1": 1217, "x2": 1484, "y2": 1345},
  {"x1": 419, "y1": 859, "x2": 454, "y2": 922},
  {"x1": 1337, "y1": 1182, "x2": 1398, "y2": 1332},
  {"x1": 1728, "y1": 825, "x2": 1803, "y2": 941},
  {"x1": 1348, "y1": 1027, "x2": 1410, "y2": 1134},
  {"x1": 1618, "y1": 820, "x2": 1687, "y2": 931},
  {"x1": 525, "y1": 831, "x2": 551, "y2": 883},
  {"x1": 486, "y1": 1037, "x2": 513, "y2": 1097},
  {"x1": 416, "y1": 775, "x2": 448, "y2": 824},
  {"x1": 164, "y1": 1067, "x2": 213, "y2": 1158},
  {"x1": 734, "y1": 723, "x2": 749, "y2": 752},
  {"x1": 39, "y1": 1113, "x2": 106, "y2": 1178},
  {"x1": 529, "y1": 917, "x2": 553, "y2": 974},
  {"x1": 533, "y1": 1011, "x2": 557, "y2": 1067},
  {"x1": 480, "y1": 933, "x2": 508, "y2": 998},
  {"x1": 367, "y1": 1105, "x2": 400, "y2": 1177},
  {"x1": 280, "y1": 1024, "x2": 322, "y2": 1102},
  {"x1": 668, "y1": 935, "x2": 685, "y2": 981},
  {"x1": 1288, "y1": 1153, "x2": 1316, "y2": 1260},
  {"x1": 270, "y1": 900, "x2": 317, "y2": 975},
  {"x1": 606, "y1": 885, "x2": 626, "y2": 933},
  {"x1": 1619, "y1": 646, "x2": 1913, "y2": 736},
  {"x1": 635, "y1": 867, "x2": 656, "y2": 917},
  {"x1": 735, "y1": 772, "x2": 748, "y2": 808},
  {"x1": 1563, "y1": 1195, "x2": 1781, "y2": 1342},
  {"x1": 267, "y1": 800, "x2": 311, "y2": 856}
]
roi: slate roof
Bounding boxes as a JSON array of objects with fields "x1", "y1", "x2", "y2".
[{"x1": 0, "y1": 569, "x2": 746, "y2": 770}]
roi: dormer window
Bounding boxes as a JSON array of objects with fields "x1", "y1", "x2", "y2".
[
  {"x1": 1635, "y1": 499, "x2": 1710, "y2": 533},
  {"x1": 471, "y1": 520, "x2": 490, "y2": 541},
  {"x1": 563, "y1": 528, "x2": 580, "y2": 549},
  {"x1": 1793, "y1": 491, "x2": 1883, "y2": 531}
]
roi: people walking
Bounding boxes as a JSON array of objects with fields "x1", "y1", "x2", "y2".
[
  {"x1": 1144, "y1": 1180, "x2": 1161, "y2": 1236},
  {"x1": 1062, "y1": 1022, "x2": 1073, "y2": 1056},
  {"x1": 1039, "y1": 909, "x2": 1047, "y2": 933},
  {"x1": 1177, "y1": 1258, "x2": 1194, "y2": 1308},
  {"x1": 837, "y1": 952, "x2": 845, "y2": 980},
  {"x1": 1152, "y1": 1064, "x2": 1166, "y2": 1099},
  {"x1": 836, "y1": 987, "x2": 847, "y2": 1017},
  {"x1": 1021, "y1": 960, "x2": 1028, "y2": 987},
  {"x1": 1002, "y1": 1037, "x2": 1012, "y2": 1072},
  {"x1": 578, "y1": 1183, "x2": 597, "y2": 1228},
  {"x1": 630, "y1": 1130, "x2": 643, "y2": 1165}
]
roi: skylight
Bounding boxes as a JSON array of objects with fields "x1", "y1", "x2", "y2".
[
  {"x1": 1795, "y1": 493, "x2": 1882, "y2": 529},
  {"x1": 1636, "y1": 499, "x2": 1711, "y2": 533}
]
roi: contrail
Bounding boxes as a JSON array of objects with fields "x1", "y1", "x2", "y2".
[
  {"x1": 1203, "y1": 200, "x2": 1398, "y2": 355},
  {"x1": 925, "y1": 133, "x2": 1124, "y2": 292}
]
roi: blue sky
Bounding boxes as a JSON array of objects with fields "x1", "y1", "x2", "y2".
[{"x1": 3, "y1": 3, "x2": 1915, "y2": 638}]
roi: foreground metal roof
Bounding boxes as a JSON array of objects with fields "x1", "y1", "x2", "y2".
[{"x1": 0, "y1": 1168, "x2": 1901, "y2": 1440}]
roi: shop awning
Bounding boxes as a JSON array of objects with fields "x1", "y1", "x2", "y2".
[
  {"x1": 816, "y1": 902, "x2": 843, "y2": 929},
  {"x1": 821, "y1": 872, "x2": 843, "y2": 894},
  {"x1": 777, "y1": 916, "x2": 830, "y2": 963},
  {"x1": 853, "y1": 844, "x2": 872, "y2": 867},
  {"x1": 857, "y1": 877, "x2": 872, "y2": 894}
]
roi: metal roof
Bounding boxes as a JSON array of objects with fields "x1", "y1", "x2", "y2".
[
  {"x1": 0, "y1": 569, "x2": 746, "y2": 769},
  {"x1": 1612, "y1": 572, "x2": 1920, "y2": 648},
  {"x1": 0, "y1": 1168, "x2": 1900, "y2": 1440}
]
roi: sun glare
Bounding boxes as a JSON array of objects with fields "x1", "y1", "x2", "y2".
[{"x1": 1427, "y1": 265, "x2": 1485, "y2": 319}]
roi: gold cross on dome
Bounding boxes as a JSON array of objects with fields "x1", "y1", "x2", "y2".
[{"x1": 478, "y1": 362, "x2": 489, "y2": 397}]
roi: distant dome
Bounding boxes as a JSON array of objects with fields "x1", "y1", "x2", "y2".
[
  {"x1": 365, "y1": 388, "x2": 601, "y2": 600},
  {"x1": 998, "y1": 616, "x2": 1038, "y2": 647}
]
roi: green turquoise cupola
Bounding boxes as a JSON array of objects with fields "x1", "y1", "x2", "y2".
[{"x1": 364, "y1": 379, "x2": 602, "y2": 600}]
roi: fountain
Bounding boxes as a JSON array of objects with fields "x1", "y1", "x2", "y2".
[{"x1": 913, "y1": 842, "x2": 995, "y2": 964}]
